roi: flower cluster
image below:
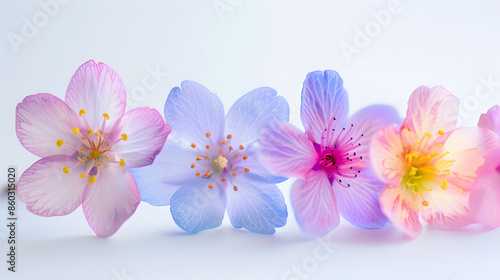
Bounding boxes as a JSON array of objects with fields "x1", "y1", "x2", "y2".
[{"x1": 15, "y1": 61, "x2": 500, "y2": 238}]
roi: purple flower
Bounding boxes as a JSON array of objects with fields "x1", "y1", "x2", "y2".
[
  {"x1": 130, "y1": 81, "x2": 289, "y2": 234},
  {"x1": 16, "y1": 60, "x2": 171, "y2": 237},
  {"x1": 258, "y1": 70, "x2": 400, "y2": 237}
]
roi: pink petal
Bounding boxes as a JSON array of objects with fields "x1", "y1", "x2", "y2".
[
  {"x1": 82, "y1": 165, "x2": 140, "y2": 237},
  {"x1": 291, "y1": 170, "x2": 340, "y2": 237},
  {"x1": 346, "y1": 105, "x2": 401, "y2": 168},
  {"x1": 16, "y1": 93, "x2": 81, "y2": 158},
  {"x1": 380, "y1": 186, "x2": 423, "y2": 237},
  {"x1": 420, "y1": 178, "x2": 476, "y2": 229},
  {"x1": 258, "y1": 121, "x2": 318, "y2": 178},
  {"x1": 17, "y1": 155, "x2": 86, "y2": 216},
  {"x1": 65, "y1": 60, "x2": 127, "y2": 129},
  {"x1": 111, "y1": 107, "x2": 171, "y2": 168},
  {"x1": 301, "y1": 70, "x2": 349, "y2": 144},
  {"x1": 402, "y1": 86, "x2": 459, "y2": 137},
  {"x1": 470, "y1": 148, "x2": 500, "y2": 228},
  {"x1": 443, "y1": 127, "x2": 499, "y2": 186},
  {"x1": 478, "y1": 105, "x2": 500, "y2": 135},
  {"x1": 370, "y1": 124, "x2": 405, "y2": 186}
]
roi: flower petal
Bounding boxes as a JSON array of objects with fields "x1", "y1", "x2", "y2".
[
  {"x1": 111, "y1": 107, "x2": 171, "y2": 168},
  {"x1": 17, "y1": 155, "x2": 86, "y2": 216},
  {"x1": 16, "y1": 93, "x2": 81, "y2": 158},
  {"x1": 469, "y1": 148, "x2": 500, "y2": 228},
  {"x1": 226, "y1": 177, "x2": 287, "y2": 234},
  {"x1": 170, "y1": 180, "x2": 226, "y2": 233},
  {"x1": 301, "y1": 70, "x2": 349, "y2": 144},
  {"x1": 380, "y1": 186, "x2": 423, "y2": 237},
  {"x1": 334, "y1": 168, "x2": 388, "y2": 229},
  {"x1": 226, "y1": 87, "x2": 289, "y2": 146},
  {"x1": 258, "y1": 121, "x2": 318, "y2": 178},
  {"x1": 443, "y1": 127, "x2": 499, "y2": 184},
  {"x1": 370, "y1": 124, "x2": 405, "y2": 185},
  {"x1": 402, "y1": 86, "x2": 459, "y2": 137},
  {"x1": 291, "y1": 170, "x2": 340, "y2": 237},
  {"x1": 164, "y1": 81, "x2": 225, "y2": 145},
  {"x1": 478, "y1": 105, "x2": 500, "y2": 135},
  {"x1": 420, "y1": 179, "x2": 476, "y2": 230},
  {"x1": 65, "y1": 60, "x2": 127, "y2": 129},
  {"x1": 82, "y1": 165, "x2": 140, "y2": 237},
  {"x1": 236, "y1": 147, "x2": 287, "y2": 184},
  {"x1": 347, "y1": 105, "x2": 401, "y2": 167}
]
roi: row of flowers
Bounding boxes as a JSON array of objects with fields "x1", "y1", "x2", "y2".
[{"x1": 15, "y1": 60, "x2": 500, "y2": 238}]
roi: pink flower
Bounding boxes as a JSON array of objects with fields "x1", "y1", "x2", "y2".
[
  {"x1": 470, "y1": 105, "x2": 500, "y2": 228},
  {"x1": 16, "y1": 60, "x2": 171, "y2": 237},
  {"x1": 371, "y1": 86, "x2": 498, "y2": 237}
]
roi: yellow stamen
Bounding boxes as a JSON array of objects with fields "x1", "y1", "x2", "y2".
[
  {"x1": 438, "y1": 130, "x2": 445, "y2": 135},
  {"x1": 232, "y1": 172, "x2": 237, "y2": 177},
  {"x1": 80, "y1": 173, "x2": 87, "y2": 178},
  {"x1": 239, "y1": 145, "x2": 244, "y2": 150},
  {"x1": 63, "y1": 166, "x2": 70, "y2": 174},
  {"x1": 233, "y1": 186, "x2": 238, "y2": 191},
  {"x1": 196, "y1": 172, "x2": 201, "y2": 177},
  {"x1": 191, "y1": 163, "x2": 196, "y2": 168},
  {"x1": 121, "y1": 134, "x2": 128, "y2": 141},
  {"x1": 191, "y1": 143, "x2": 197, "y2": 149},
  {"x1": 87, "y1": 129, "x2": 93, "y2": 135},
  {"x1": 119, "y1": 159, "x2": 126, "y2": 167},
  {"x1": 204, "y1": 156, "x2": 209, "y2": 161},
  {"x1": 218, "y1": 147, "x2": 223, "y2": 153},
  {"x1": 79, "y1": 109, "x2": 86, "y2": 116},
  {"x1": 441, "y1": 180, "x2": 448, "y2": 190},
  {"x1": 206, "y1": 132, "x2": 211, "y2": 137},
  {"x1": 230, "y1": 165, "x2": 235, "y2": 170},
  {"x1": 243, "y1": 155, "x2": 248, "y2": 160},
  {"x1": 196, "y1": 157, "x2": 202, "y2": 161},
  {"x1": 88, "y1": 175, "x2": 96, "y2": 184},
  {"x1": 102, "y1": 113, "x2": 110, "y2": 120},
  {"x1": 229, "y1": 146, "x2": 233, "y2": 151},
  {"x1": 72, "y1": 127, "x2": 80, "y2": 135},
  {"x1": 422, "y1": 200, "x2": 429, "y2": 206},
  {"x1": 56, "y1": 139, "x2": 64, "y2": 147},
  {"x1": 221, "y1": 141, "x2": 226, "y2": 145},
  {"x1": 208, "y1": 184, "x2": 214, "y2": 189},
  {"x1": 424, "y1": 132, "x2": 432, "y2": 137},
  {"x1": 244, "y1": 168, "x2": 250, "y2": 173},
  {"x1": 227, "y1": 134, "x2": 232, "y2": 139},
  {"x1": 221, "y1": 177, "x2": 226, "y2": 182},
  {"x1": 206, "y1": 145, "x2": 211, "y2": 149}
]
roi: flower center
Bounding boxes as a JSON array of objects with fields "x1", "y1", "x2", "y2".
[
  {"x1": 56, "y1": 110, "x2": 128, "y2": 184},
  {"x1": 318, "y1": 117, "x2": 364, "y2": 188},
  {"x1": 189, "y1": 133, "x2": 250, "y2": 191},
  {"x1": 402, "y1": 130, "x2": 455, "y2": 207}
]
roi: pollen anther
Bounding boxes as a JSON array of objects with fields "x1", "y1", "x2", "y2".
[{"x1": 56, "y1": 139, "x2": 64, "y2": 147}]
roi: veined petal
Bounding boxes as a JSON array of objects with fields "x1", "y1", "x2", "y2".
[
  {"x1": 478, "y1": 105, "x2": 500, "y2": 135},
  {"x1": 237, "y1": 148, "x2": 287, "y2": 184},
  {"x1": 82, "y1": 165, "x2": 140, "y2": 238},
  {"x1": 164, "y1": 81, "x2": 225, "y2": 145},
  {"x1": 347, "y1": 105, "x2": 401, "y2": 166},
  {"x1": 16, "y1": 93, "x2": 81, "y2": 158},
  {"x1": 291, "y1": 170, "x2": 340, "y2": 237},
  {"x1": 258, "y1": 121, "x2": 318, "y2": 178},
  {"x1": 370, "y1": 124, "x2": 405, "y2": 185},
  {"x1": 65, "y1": 60, "x2": 127, "y2": 129},
  {"x1": 402, "y1": 86, "x2": 459, "y2": 137},
  {"x1": 170, "y1": 180, "x2": 226, "y2": 233},
  {"x1": 301, "y1": 70, "x2": 349, "y2": 144},
  {"x1": 17, "y1": 155, "x2": 86, "y2": 216},
  {"x1": 226, "y1": 87, "x2": 289, "y2": 146},
  {"x1": 420, "y1": 178, "x2": 476, "y2": 229},
  {"x1": 226, "y1": 177, "x2": 287, "y2": 234},
  {"x1": 469, "y1": 148, "x2": 500, "y2": 228},
  {"x1": 380, "y1": 186, "x2": 423, "y2": 237},
  {"x1": 111, "y1": 107, "x2": 171, "y2": 168},
  {"x1": 334, "y1": 168, "x2": 388, "y2": 229},
  {"x1": 443, "y1": 127, "x2": 499, "y2": 184}
]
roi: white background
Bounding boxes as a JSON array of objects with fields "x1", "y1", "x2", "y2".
[{"x1": 1, "y1": 0, "x2": 500, "y2": 279}]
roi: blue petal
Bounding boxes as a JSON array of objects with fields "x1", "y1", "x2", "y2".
[
  {"x1": 170, "y1": 180, "x2": 226, "y2": 233},
  {"x1": 226, "y1": 87, "x2": 289, "y2": 146},
  {"x1": 301, "y1": 70, "x2": 349, "y2": 144},
  {"x1": 226, "y1": 177, "x2": 288, "y2": 234},
  {"x1": 164, "y1": 81, "x2": 225, "y2": 145},
  {"x1": 129, "y1": 138, "x2": 198, "y2": 206},
  {"x1": 240, "y1": 147, "x2": 288, "y2": 184}
]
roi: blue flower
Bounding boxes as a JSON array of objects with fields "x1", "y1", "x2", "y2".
[{"x1": 130, "y1": 81, "x2": 289, "y2": 234}]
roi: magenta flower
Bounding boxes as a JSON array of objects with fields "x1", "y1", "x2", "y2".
[
  {"x1": 470, "y1": 105, "x2": 500, "y2": 228},
  {"x1": 16, "y1": 60, "x2": 171, "y2": 237},
  {"x1": 258, "y1": 70, "x2": 400, "y2": 237},
  {"x1": 371, "y1": 86, "x2": 498, "y2": 237}
]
